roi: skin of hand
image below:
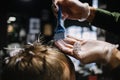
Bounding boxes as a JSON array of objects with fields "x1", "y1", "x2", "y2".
[
  {"x1": 52, "y1": 0, "x2": 90, "y2": 20},
  {"x1": 54, "y1": 35, "x2": 117, "y2": 65}
]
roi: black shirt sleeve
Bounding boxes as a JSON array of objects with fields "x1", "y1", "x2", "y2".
[{"x1": 91, "y1": 8, "x2": 120, "y2": 36}]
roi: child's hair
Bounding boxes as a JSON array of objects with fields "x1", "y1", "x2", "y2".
[{"x1": 2, "y1": 40, "x2": 75, "y2": 80}]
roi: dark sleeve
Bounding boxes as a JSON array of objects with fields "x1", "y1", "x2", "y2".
[{"x1": 91, "y1": 8, "x2": 120, "y2": 36}]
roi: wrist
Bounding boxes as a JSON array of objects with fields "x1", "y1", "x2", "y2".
[
  {"x1": 86, "y1": 7, "x2": 96, "y2": 22},
  {"x1": 107, "y1": 48, "x2": 120, "y2": 69},
  {"x1": 78, "y1": 3, "x2": 90, "y2": 22}
]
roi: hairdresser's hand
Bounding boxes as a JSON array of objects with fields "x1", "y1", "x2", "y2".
[
  {"x1": 55, "y1": 36, "x2": 117, "y2": 64},
  {"x1": 52, "y1": 0, "x2": 90, "y2": 21}
]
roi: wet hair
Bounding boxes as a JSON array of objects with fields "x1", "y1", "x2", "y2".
[{"x1": 2, "y1": 41, "x2": 76, "y2": 80}]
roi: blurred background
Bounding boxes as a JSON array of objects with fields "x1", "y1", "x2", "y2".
[{"x1": 0, "y1": 0, "x2": 120, "y2": 80}]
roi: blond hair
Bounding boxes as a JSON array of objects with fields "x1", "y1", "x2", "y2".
[{"x1": 2, "y1": 41, "x2": 75, "y2": 80}]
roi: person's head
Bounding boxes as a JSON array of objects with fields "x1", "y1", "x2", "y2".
[{"x1": 2, "y1": 41, "x2": 76, "y2": 80}]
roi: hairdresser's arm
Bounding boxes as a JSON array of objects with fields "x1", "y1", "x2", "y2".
[
  {"x1": 87, "y1": 7, "x2": 120, "y2": 35},
  {"x1": 55, "y1": 36, "x2": 120, "y2": 69},
  {"x1": 52, "y1": 0, "x2": 120, "y2": 35}
]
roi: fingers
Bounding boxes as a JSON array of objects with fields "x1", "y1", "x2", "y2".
[
  {"x1": 64, "y1": 37, "x2": 77, "y2": 45},
  {"x1": 52, "y1": 0, "x2": 58, "y2": 5},
  {"x1": 51, "y1": 3, "x2": 58, "y2": 17},
  {"x1": 64, "y1": 35, "x2": 86, "y2": 45},
  {"x1": 52, "y1": 0, "x2": 69, "y2": 20},
  {"x1": 67, "y1": 35, "x2": 85, "y2": 42},
  {"x1": 52, "y1": 0, "x2": 59, "y2": 18},
  {"x1": 55, "y1": 40, "x2": 73, "y2": 55}
]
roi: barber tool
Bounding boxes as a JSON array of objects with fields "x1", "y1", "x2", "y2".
[{"x1": 54, "y1": 5, "x2": 66, "y2": 41}]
